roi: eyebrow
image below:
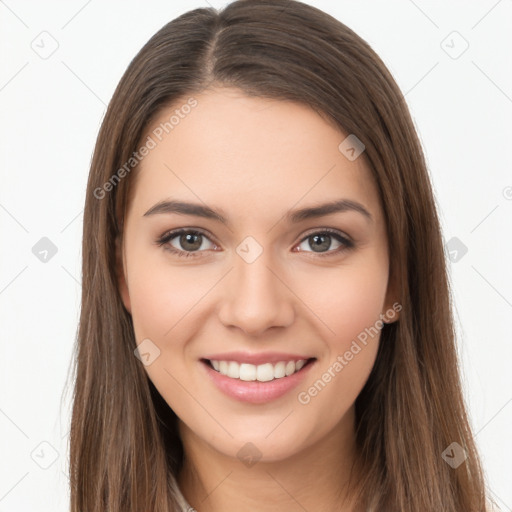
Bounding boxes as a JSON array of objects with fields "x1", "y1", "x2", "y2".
[{"x1": 143, "y1": 198, "x2": 373, "y2": 225}]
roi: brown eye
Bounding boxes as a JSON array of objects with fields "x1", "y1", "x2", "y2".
[
  {"x1": 296, "y1": 229, "x2": 354, "y2": 256},
  {"x1": 157, "y1": 229, "x2": 217, "y2": 257}
]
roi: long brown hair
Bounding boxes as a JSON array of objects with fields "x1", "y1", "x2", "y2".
[{"x1": 68, "y1": 1, "x2": 494, "y2": 510}]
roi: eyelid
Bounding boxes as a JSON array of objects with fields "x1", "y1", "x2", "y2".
[
  {"x1": 298, "y1": 227, "x2": 352, "y2": 243},
  {"x1": 156, "y1": 227, "x2": 219, "y2": 250}
]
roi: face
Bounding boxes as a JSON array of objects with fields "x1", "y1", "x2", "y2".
[{"x1": 117, "y1": 87, "x2": 399, "y2": 463}]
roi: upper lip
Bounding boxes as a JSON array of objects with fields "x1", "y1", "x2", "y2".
[{"x1": 203, "y1": 352, "x2": 314, "y2": 365}]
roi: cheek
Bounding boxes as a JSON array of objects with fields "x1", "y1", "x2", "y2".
[
  {"x1": 294, "y1": 257, "x2": 389, "y2": 351},
  {"x1": 128, "y1": 270, "x2": 173, "y2": 344},
  {"x1": 290, "y1": 257, "x2": 387, "y2": 413},
  {"x1": 126, "y1": 250, "x2": 212, "y2": 344},
  {"x1": 126, "y1": 258, "x2": 209, "y2": 420}
]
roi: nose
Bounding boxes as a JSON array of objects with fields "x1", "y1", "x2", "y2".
[{"x1": 217, "y1": 251, "x2": 295, "y2": 337}]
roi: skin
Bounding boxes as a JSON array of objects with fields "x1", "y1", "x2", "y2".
[{"x1": 117, "y1": 87, "x2": 400, "y2": 512}]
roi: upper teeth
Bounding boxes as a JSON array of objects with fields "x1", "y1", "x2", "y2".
[{"x1": 211, "y1": 359, "x2": 307, "y2": 382}]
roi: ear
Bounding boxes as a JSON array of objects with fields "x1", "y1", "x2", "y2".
[
  {"x1": 382, "y1": 264, "x2": 401, "y2": 324},
  {"x1": 115, "y1": 235, "x2": 132, "y2": 314}
]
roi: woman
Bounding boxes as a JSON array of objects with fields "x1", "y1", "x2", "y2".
[{"x1": 69, "y1": 1, "x2": 496, "y2": 510}]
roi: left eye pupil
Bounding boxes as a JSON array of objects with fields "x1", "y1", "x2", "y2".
[{"x1": 310, "y1": 234, "x2": 331, "y2": 252}]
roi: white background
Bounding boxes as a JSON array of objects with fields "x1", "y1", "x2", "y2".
[{"x1": 1, "y1": 1, "x2": 511, "y2": 510}]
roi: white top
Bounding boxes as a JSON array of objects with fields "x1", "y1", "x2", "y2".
[
  {"x1": 170, "y1": 473, "x2": 502, "y2": 512},
  {"x1": 170, "y1": 474, "x2": 197, "y2": 512}
]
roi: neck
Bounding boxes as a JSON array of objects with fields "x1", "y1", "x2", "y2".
[{"x1": 177, "y1": 406, "x2": 359, "y2": 512}]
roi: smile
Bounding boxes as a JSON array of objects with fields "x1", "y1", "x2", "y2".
[
  {"x1": 208, "y1": 359, "x2": 309, "y2": 382},
  {"x1": 201, "y1": 355, "x2": 316, "y2": 404}
]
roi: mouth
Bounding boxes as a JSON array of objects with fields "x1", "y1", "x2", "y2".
[
  {"x1": 202, "y1": 358, "x2": 316, "y2": 382},
  {"x1": 200, "y1": 355, "x2": 317, "y2": 404}
]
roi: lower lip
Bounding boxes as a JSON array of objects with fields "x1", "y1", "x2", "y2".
[{"x1": 201, "y1": 360, "x2": 315, "y2": 404}]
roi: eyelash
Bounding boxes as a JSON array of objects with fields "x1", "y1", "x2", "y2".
[{"x1": 155, "y1": 227, "x2": 355, "y2": 259}]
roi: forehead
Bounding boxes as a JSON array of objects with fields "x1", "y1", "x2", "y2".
[{"x1": 131, "y1": 88, "x2": 381, "y2": 224}]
